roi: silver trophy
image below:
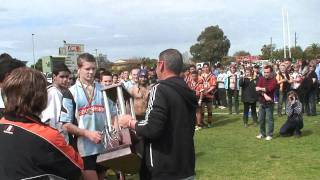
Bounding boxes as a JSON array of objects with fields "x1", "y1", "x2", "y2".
[{"x1": 96, "y1": 83, "x2": 141, "y2": 174}]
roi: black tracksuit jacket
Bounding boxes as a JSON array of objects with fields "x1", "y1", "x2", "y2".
[{"x1": 135, "y1": 76, "x2": 198, "y2": 180}]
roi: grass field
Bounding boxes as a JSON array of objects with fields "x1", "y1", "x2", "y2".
[
  {"x1": 110, "y1": 105, "x2": 320, "y2": 180},
  {"x1": 195, "y1": 108, "x2": 320, "y2": 180}
]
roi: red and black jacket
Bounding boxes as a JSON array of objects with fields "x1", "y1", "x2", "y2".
[{"x1": 0, "y1": 113, "x2": 83, "y2": 180}]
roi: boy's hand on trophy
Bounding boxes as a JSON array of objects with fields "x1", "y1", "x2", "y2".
[
  {"x1": 84, "y1": 130, "x2": 102, "y2": 144},
  {"x1": 118, "y1": 115, "x2": 133, "y2": 128}
]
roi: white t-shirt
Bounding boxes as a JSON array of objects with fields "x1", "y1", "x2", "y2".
[
  {"x1": 217, "y1": 73, "x2": 227, "y2": 89},
  {"x1": 40, "y1": 85, "x2": 63, "y2": 129},
  {"x1": 290, "y1": 72, "x2": 301, "y2": 89}
]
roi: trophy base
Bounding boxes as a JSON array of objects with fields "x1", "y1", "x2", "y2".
[{"x1": 97, "y1": 145, "x2": 141, "y2": 174}]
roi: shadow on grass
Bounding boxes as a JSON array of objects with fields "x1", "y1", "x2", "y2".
[
  {"x1": 213, "y1": 118, "x2": 238, "y2": 127},
  {"x1": 302, "y1": 129, "x2": 313, "y2": 137},
  {"x1": 196, "y1": 151, "x2": 205, "y2": 158}
]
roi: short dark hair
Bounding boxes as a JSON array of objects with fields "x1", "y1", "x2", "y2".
[
  {"x1": 100, "y1": 71, "x2": 112, "y2": 81},
  {"x1": 0, "y1": 53, "x2": 12, "y2": 62},
  {"x1": 284, "y1": 58, "x2": 292, "y2": 62},
  {"x1": 0, "y1": 55, "x2": 26, "y2": 83},
  {"x1": 52, "y1": 63, "x2": 70, "y2": 76},
  {"x1": 112, "y1": 73, "x2": 118, "y2": 78},
  {"x1": 203, "y1": 62, "x2": 210, "y2": 67},
  {"x1": 182, "y1": 64, "x2": 190, "y2": 72},
  {"x1": 159, "y1": 49, "x2": 183, "y2": 75},
  {"x1": 77, "y1": 53, "x2": 96, "y2": 67},
  {"x1": 189, "y1": 64, "x2": 196, "y2": 70},
  {"x1": 264, "y1": 65, "x2": 273, "y2": 72},
  {"x1": 2, "y1": 67, "x2": 47, "y2": 117}
]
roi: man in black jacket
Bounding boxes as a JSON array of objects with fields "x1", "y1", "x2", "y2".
[{"x1": 119, "y1": 49, "x2": 198, "y2": 180}]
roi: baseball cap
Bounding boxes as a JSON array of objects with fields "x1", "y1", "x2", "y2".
[{"x1": 138, "y1": 69, "x2": 148, "y2": 77}]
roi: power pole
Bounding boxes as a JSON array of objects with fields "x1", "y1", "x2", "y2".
[
  {"x1": 270, "y1": 37, "x2": 273, "y2": 60},
  {"x1": 32, "y1": 34, "x2": 35, "y2": 69},
  {"x1": 94, "y1": 49, "x2": 99, "y2": 68},
  {"x1": 294, "y1": 32, "x2": 297, "y2": 49}
]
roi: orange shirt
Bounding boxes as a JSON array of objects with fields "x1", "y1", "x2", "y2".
[
  {"x1": 188, "y1": 78, "x2": 204, "y2": 97},
  {"x1": 200, "y1": 73, "x2": 217, "y2": 98}
]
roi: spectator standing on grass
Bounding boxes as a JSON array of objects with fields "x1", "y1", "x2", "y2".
[
  {"x1": 200, "y1": 62, "x2": 217, "y2": 127},
  {"x1": 239, "y1": 67, "x2": 258, "y2": 127},
  {"x1": 217, "y1": 67, "x2": 227, "y2": 109},
  {"x1": 188, "y1": 70, "x2": 205, "y2": 130},
  {"x1": 225, "y1": 64, "x2": 240, "y2": 114},
  {"x1": 256, "y1": 65, "x2": 278, "y2": 141},
  {"x1": 253, "y1": 64, "x2": 262, "y2": 80},
  {"x1": 280, "y1": 91, "x2": 303, "y2": 137},
  {"x1": 298, "y1": 62, "x2": 318, "y2": 116},
  {"x1": 276, "y1": 63, "x2": 291, "y2": 116}
]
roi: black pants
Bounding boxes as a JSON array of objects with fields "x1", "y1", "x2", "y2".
[
  {"x1": 218, "y1": 88, "x2": 227, "y2": 107},
  {"x1": 227, "y1": 89, "x2": 239, "y2": 114},
  {"x1": 243, "y1": 102, "x2": 257, "y2": 124},
  {"x1": 280, "y1": 119, "x2": 303, "y2": 136},
  {"x1": 305, "y1": 90, "x2": 317, "y2": 116}
]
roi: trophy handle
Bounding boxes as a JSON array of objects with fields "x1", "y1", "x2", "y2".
[
  {"x1": 103, "y1": 91, "x2": 113, "y2": 132},
  {"x1": 116, "y1": 86, "x2": 126, "y2": 115},
  {"x1": 129, "y1": 98, "x2": 136, "y2": 120}
]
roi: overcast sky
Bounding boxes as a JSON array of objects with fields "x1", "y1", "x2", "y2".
[{"x1": 0, "y1": 0, "x2": 319, "y2": 65}]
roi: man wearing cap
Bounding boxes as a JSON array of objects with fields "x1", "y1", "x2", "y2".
[{"x1": 129, "y1": 69, "x2": 151, "y2": 121}]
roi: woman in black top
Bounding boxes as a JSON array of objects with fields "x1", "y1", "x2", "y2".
[
  {"x1": 239, "y1": 67, "x2": 259, "y2": 127},
  {"x1": 298, "y1": 62, "x2": 318, "y2": 116}
]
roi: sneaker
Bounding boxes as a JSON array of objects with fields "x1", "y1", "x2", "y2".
[
  {"x1": 266, "y1": 136, "x2": 272, "y2": 141},
  {"x1": 195, "y1": 126, "x2": 202, "y2": 131},
  {"x1": 256, "y1": 134, "x2": 264, "y2": 139},
  {"x1": 207, "y1": 124, "x2": 212, "y2": 128},
  {"x1": 244, "y1": 123, "x2": 248, "y2": 128}
]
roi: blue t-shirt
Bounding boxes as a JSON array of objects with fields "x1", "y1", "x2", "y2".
[{"x1": 60, "y1": 80, "x2": 116, "y2": 157}]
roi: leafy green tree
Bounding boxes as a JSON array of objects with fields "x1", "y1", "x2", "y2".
[
  {"x1": 190, "y1": 25, "x2": 230, "y2": 63},
  {"x1": 233, "y1": 50, "x2": 250, "y2": 57},
  {"x1": 260, "y1": 44, "x2": 276, "y2": 60},
  {"x1": 31, "y1": 58, "x2": 43, "y2": 72},
  {"x1": 291, "y1": 46, "x2": 304, "y2": 60},
  {"x1": 304, "y1": 43, "x2": 320, "y2": 60}
]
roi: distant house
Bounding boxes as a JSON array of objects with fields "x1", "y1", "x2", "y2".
[{"x1": 111, "y1": 59, "x2": 143, "y2": 71}]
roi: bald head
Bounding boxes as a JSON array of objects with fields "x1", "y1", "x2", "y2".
[{"x1": 159, "y1": 49, "x2": 183, "y2": 75}]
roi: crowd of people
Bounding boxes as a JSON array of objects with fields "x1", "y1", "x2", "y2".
[
  {"x1": 0, "y1": 50, "x2": 196, "y2": 180},
  {"x1": 0, "y1": 50, "x2": 319, "y2": 179},
  {"x1": 182, "y1": 58, "x2": 319, "y2": 139}
]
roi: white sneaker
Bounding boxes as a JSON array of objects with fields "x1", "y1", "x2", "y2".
[
  {"x1": 256, "y1": 134, "x2": 264, "y2": 139},
  {"x1": 195, "y1": 126, "x2": 202, "y2": 131},
  {"x1": 266, "y1": 136, "x2": 273, "y2": 141}
]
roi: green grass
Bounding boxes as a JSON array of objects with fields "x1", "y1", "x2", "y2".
[
  {"x1": 108, "y1": 105, "x2": 320, "y2": 180},
  {"x1": 195, "y1": 110, "x2": 320, "y2": 180}
]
